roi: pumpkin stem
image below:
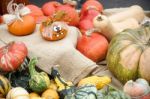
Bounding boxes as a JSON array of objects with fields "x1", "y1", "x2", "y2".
[{"x1": 28, "y1": 58, "x2": 38, "y2": 76}]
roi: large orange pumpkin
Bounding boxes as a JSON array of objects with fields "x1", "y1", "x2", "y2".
[{"x1": 8, "y1": 15, "x2": 36, "y2": 36}]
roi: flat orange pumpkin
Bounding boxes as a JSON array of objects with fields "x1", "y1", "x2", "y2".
[{"x1": 8, "y1": 15, "x2": 36, "y2": 36}]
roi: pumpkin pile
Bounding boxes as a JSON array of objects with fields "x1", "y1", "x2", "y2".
[{"x1": 0, "y1": 0, "x2": 150, "y2": 98}]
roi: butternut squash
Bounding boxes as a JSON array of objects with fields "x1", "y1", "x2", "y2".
[
  {"x1": 93, "y1": 15, "x2": 140, "y2": 40},
  {"x1": 108, "y1": 5, "x2": 145, "y2": 23}
]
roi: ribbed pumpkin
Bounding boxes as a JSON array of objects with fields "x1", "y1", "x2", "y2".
[
  {"x1": 107, "y1": 22, "x2": 150, "y2": 84},
  {"x1": 0, "y1": 75, "x2": 11, "y2": 96},
  {"x1": 64, "y1": 85, "x2": 102, "y2": 99}
]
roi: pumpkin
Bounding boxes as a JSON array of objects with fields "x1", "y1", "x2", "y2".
[
  {"x1": 107, "y1": 22, "x2": 150, "y2": 84},
  {"x1": 6, "y1": 87, "x2": 29, "y2": 99},
  {"x1": 80, "y1": 0, "x2": 103, "y2": 16},
  {"x1": 78, "y1": 76, "x2": 111, "y2": 90},
  {"x1": 77, "y1": 32, "x2": 108, "y2": 62},
  {"x1": 0, "y1": 41, "x2": 28, "y2": 72},
  {"x1": 41, "y1": 89, "x2": 59, "y2": 99},
  {"x1": 8, "y1": 15, "x2": 36, "y2": 36},
  {"x1": 80, "y1": 8, "x2": 99, "y2": 21},
  {"x1": 40, "y1": 21, "x2": 68, "y2": 41},
  {"x1": 56, "y1": 4, "x2": 80, "y2": 26},
  {"x1": 78, "y1": 19, "x2": 93, "y2": 34},
  {"x1": 42, "y1": 1, "x2": 61, "y2": 16},
  {"x1": 0, "y1": 75, "x2": 11, "y2": 96},
  {"x1": 29, "y1": 58, "x2": 50, "y2": 93},
  {"x1": 2, "y1": 0, "x2": 36, "y2": 36},
  {"x1": 26, "y1": 4, "x2": 45, "y2": 23}
]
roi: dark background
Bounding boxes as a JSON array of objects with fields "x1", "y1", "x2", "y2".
[{"x1": 29, "y1": 0, "x2": 150, "y2": 10}]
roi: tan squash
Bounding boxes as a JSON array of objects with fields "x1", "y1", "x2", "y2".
[
  {"x1": 93, "y1": 15, "x2": 140, "y2": 40},
  {"x1": 48, "y1": 80, "x2": 57, "y2": 90},
  {"x1": 108, "y1": 5, "x2": 145, "y2": 23}
]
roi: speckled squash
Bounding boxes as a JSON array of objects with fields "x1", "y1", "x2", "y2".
[{"x1": 107, "y1": 22, "x2": 150, "y2": 84}]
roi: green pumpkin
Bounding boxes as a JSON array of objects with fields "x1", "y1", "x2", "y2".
[
  {"x1": 64, "y1": 85, "x2": 103, "y2": 99},
  {"x1": 0, "y1": 75, "x2": 11, "y2": 96},
  {"x1": 107, "y1": 22, "x2": 150, "y2": 84},
  {"x1": 29, "y1": 58, "x2": 50, "y2": 93}
]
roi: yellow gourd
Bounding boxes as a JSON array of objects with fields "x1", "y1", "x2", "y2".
[
  {"x1": 42, "y1": 89, "x2": 59, "y2": 99},
  {"x1": 78, "y1": 76, "x2": 111, "y2": 90}
]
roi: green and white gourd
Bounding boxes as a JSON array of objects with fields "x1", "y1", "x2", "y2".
[{"x1": 28, "y1": 58, "x2": 50, "y2": 93}]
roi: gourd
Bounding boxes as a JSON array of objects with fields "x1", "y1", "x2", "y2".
[
  {"x1": 123, "y1": 78, "x2": 150, "y2": 97},
  {"x1": 41, "y1": 89, "x2": 59, "y2": 99},
  {"x1": 101, "y1": 85, "x2": 131, "y2": 99},
  {"x1": 51, "y1": 67, "x2": 75, "y2": 99},
  {"x1": 48, "y1": 80, "x2": 57, "y2": 90},
  {"x1": 78, "y1": 76, "x2": 111, "y2": 89},
  {"x1": 107, "y1": 22, "x2": 150, "y2": 84},
  {"x1": 0, "y1": 75, "x2": 11, "y2": 96},
  {"x1": 6, "y1": 87, "x2": 29, "y2": 99},
  {"x1": 28, "y1": 58, "x2": 50, "y2": 93},
  {"x1": 29, "y1": 92, "x2": 40, "y2": 99},
  {"x1": 64, "y1": 84, "x2": 103, "y2": 99},
  {"x1": 93, "y1": 15, "x2": 140, "y2": 40}
]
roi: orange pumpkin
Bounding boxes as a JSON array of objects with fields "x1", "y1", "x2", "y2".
[{"x1": 8, "y1": 15, "x2": 36, "y2": 36}]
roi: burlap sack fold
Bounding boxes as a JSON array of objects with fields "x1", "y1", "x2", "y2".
[{"x1": 0, "y1": 24, "x2": 98, "y2": 83}]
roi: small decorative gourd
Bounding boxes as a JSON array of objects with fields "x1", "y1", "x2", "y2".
[
  {"x1": 78, "y1": 76, "x2": 111, "y2": 90},
  {"x1": 0, "y1": 75, "x2": 11, "y2": 96},
  {"x1": 64, "y1": 84, "x2": 103, "y2": 99},
  {"x1": 28, "y1": 58, "x2": 50, "y2": 93},
  {"x1": 51, "y1": 67, "x2": 75, "y2": 99},
  {"x1": 6, "y1": 87, "x2": 29, "y2": 99},
  {"x1": 42, "y1": 89, "x2": 59, "y2": 99}
]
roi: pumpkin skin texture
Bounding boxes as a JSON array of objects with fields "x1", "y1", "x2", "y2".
[
  {"x1": 107, "y1": 22, "x2": 150, "y2": 84},
  {"x1": 42, "y1": 1, "x2": 61, "y2": 16},
  {"x1": 77, "y1": 33, "x2": 108, "y2": 62},
  {"x1": 0, "y1": 42, "x2": 28, "y2": 72},
  {"x1": 56, "y1": 5, "x2": 80, "y2": 26},
  {"x1": 8, "y1": 15, "x2": 36, "y2": 36}
]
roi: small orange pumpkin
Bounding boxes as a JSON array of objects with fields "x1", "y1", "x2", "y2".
[{"x1": 8, "y1": 15, "x2": 36, "y2": 36}]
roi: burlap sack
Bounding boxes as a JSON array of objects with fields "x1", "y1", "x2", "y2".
[{"x1": 0, "y1": 24, "x2": 98, "y2": 83}]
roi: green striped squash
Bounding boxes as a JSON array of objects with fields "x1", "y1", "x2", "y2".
[
  {"x1": 107, "y1": 22, "x2": 150, "y2": 84},
  {"x1": 0, "y1": 75, "x2": 11, "y2": 96}
]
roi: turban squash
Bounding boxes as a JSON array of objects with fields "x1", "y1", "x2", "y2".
[{"x1": 107, "y1": 22, "x2": 150, "y2": 84}]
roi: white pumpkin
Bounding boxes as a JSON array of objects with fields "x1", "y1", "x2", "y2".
[{"x1": 6, "y1": 87, "x2": 29, "y2": 99}]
